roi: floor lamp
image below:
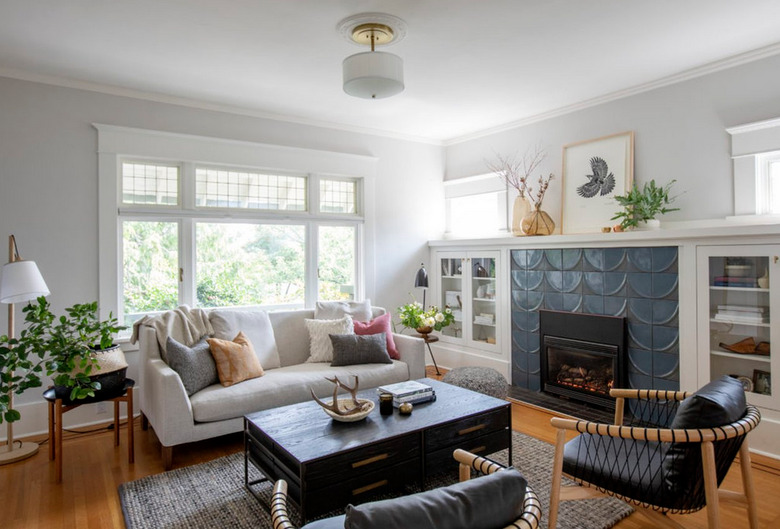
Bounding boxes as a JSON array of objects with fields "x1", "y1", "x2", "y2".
[{"x1": 0, "y1": 235, "x2": 50, "y2": 465}]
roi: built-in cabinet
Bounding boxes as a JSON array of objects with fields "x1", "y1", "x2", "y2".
[
  {"x1": 697, "y1": 245, "x2": 780, "y2": 411},
  {"x1": 435, "y1": 251, "x2": 501, "y2": 353}
]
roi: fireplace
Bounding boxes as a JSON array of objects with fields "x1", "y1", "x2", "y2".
[{"x1": 539, "y1": 310, "x2": 626, "y2": 409}]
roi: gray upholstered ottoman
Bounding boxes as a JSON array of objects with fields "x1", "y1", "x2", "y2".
[{"x1": 442, "y1": 366, "x2": 508, "y2": 399}]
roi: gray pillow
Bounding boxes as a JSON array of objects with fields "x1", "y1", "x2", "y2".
[
  {"x1": 344, "y1": 467, "x2": 528, "y2": 529},
  {"x1": 315, "y1": 300, "x2": 372, "y2": 322},
  {"x1": 165, "y1": 336, "x2": 219, "y2": 396},
  {"x1": 329, "y1": 333, "x2": 392, "y2": 366}
]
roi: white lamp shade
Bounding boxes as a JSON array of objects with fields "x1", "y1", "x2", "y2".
[
  {"x1": 343, "y1": 51, "x2": 404, "y2": 99},
  {"x1": 0, "y1": 260, "x2": 50, "y2": 304}
]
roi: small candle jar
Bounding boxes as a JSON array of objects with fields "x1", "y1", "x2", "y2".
[{"x1": 379, "y1": 393, "x2": 394, "y2": 415}]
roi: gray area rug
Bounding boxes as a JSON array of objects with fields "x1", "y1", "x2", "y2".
[{"x1": 119, "y1": 431, "x2": 633, "y2": 529}]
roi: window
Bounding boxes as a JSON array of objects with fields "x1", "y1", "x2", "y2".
[
  {"x1": 318, "y1": 225, "x2": 356, "y2": 300},
  {"x1": 97, "y1": 125, "x2": 375, "y2": 331},
  {"x1": 195, "y1": 168, "x2": 306, "y2": 211},
  {"x1": 444, "y1": 173, "x2": 508, "y2": 237},
  {"x1": 122, "y1": 162, "x2": 179, "y2": 205},
  {"x1": 196, "y1": 222, "x2": 305, "y2": 308},
  {"x1": 756, "y1": 151, "x2": 780, "y2": 215}
]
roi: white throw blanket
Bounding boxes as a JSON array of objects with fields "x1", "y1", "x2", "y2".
[{"x1": 130, "y1": 305, "x2": 213, "y2": 351}]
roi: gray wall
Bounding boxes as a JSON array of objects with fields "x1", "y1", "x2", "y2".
[
  {"x1": 0, "y1": 76, "x2": 444, "y2": 409},
  {"x1": 445, "y1": 53, "x2": 780, "y2": 225}
]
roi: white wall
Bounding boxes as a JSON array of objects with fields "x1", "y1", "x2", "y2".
[
  {"x1": 445, "y1": 53, "x2": 780, "y2": 226},
  {"x1": 0, "y1": 76, "x2": 444, "y2": 435}
]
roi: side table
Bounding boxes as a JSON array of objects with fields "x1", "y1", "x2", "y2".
[
  {"x1": 417, "y1": 333, "x2": 441, "y2": 375},
  {"x1": 43, "y1": 378, "x2": 135, "y2": 483}
]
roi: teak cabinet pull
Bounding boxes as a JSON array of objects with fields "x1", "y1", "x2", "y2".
[
  {"x1": 458, "y1": 424, "x2": 487, "y2": 436},
  {"x1": 471, "y1": 445, "x2": 486, "y2": 453},
  {"x1": 352, "y1": 479, "x2": 388, "y2": 496},
  {"x1": 351, "y1": 453, "x2": 389, "y2": 469}
]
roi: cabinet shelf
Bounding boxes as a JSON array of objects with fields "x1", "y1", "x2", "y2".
[
  {"x1": 473, "y1": 277, "x2": 496, "y2": 281},
  {"x1": 710, "y1": 350, "x2": 771, "y2": 363},
  {"x1": 473, "y1": 322, "x2": 496, "y2": 327},
  {"x1": 442, "y1": 275, "x2": 463, "y2": 279},
  {"x1": 473, "y1": 298, "x2": 495, "y2": 302},
  {"x1": 710, "y1": 286, "x2": 769, "y2": 293},
  {"x1": 710, "y1": 318, "x2": 770, "y2": 328}
]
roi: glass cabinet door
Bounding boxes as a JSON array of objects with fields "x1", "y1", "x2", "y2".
[
  {"x1": 470, "y1": 256, "x2": 497, "y2": 347},
  {"x1": 439, "y1": 256, "x2": 463, "y2": 338},
  {"x1": 699, "y1": 247, "x2": 779, "y2": 410}
]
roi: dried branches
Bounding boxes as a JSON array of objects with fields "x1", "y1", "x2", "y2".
[{"x1": 486, "y1": 144, "x2": 554, "y2": 208}]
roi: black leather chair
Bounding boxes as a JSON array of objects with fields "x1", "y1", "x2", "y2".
[
  {"x1": 271, "y1": 449, "x2": 541, "y2": 529},
  {"x1": 548, "y1": 377, "x2": 760, "y2": 529}
]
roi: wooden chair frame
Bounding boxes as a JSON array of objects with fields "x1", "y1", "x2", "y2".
[
  {"x1": 548, "y1": 388, "x2": 761, "y2": 529},
  {"x1": 271, "y1": 449, "x2": 542, "y2": 529}
]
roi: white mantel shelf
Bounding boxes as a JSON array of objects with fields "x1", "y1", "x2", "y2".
[{"x1": 430, "y1": 221, "x2": 780, "y2": 248}]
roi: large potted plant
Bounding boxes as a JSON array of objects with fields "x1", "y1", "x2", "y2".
[
  {"x1": 0, "y1": 297, "x2": 127, "y2": 422},
  {"x1": 611, "y1": 179, "x2": 679, "y2": 231}
]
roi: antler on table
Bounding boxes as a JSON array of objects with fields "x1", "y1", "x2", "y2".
[{"x1": 311, "y1": 376, "x2": 370, "y2": 416}]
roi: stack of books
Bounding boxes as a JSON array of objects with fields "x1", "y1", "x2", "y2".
[
  {"x1": 713, "y1": 276, "x2": 757, "y2": 288},
  {"x1": 474, "y1": 313, "x2": 494, "y2": 325},
  {"x1": 714, "y1": 304, "x2": 769, "y2": 324},
  {"x1": 377, "y1": 380, "x2": 436, "y2": 408}
]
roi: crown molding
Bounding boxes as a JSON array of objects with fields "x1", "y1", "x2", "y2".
[
  {"x1": 0, "y1": 68, "x2": 443, "y2": 146},
  {"x1": 727, "y1": 116, "x2": 780, "y2": 135},
  {"x1": 444, "y1": 41, "x2": 780, "y2": 146}
]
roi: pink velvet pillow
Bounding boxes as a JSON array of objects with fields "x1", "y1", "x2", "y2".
[{"x1": 353, "y1": 312, "x2": 399, "y2": 360}]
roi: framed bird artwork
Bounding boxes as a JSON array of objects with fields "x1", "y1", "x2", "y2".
[{"x1": 561, "y1": 131, "x2": 634, "y2": 234}]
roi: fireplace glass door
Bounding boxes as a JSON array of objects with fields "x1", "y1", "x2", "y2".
[{"x1": 544, "y1": 338, "x2": 617, "y2": 404}]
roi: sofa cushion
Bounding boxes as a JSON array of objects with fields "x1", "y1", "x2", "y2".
[
  {"x1": 663, "y1": 375, "x2": 747, "y2": 493},
  {"x1": 330, "y1": 333, "x2": 392, "y2": 367},
  {"x1": 190, "y1": 361, "x2": 408, "y2": 422},
  {"x1": 207, "y1": 332, "x2": 265, "y2": 387},
  {"x1": 305, "y1": 316, "x2": 353, "y2": 363},
  {"x1": 344, "y1": 468, "x2": 528, "y2": 529},
  {"x1": 354, "y1": 313, "x2": 399, "y2": 360},
  {"x1": 301, "y1": 515, "x2": 346, "y2": 529},
  {"x1": 209, "y1": 310, "x2": 281, "y2": 370},
  {"x1": 315, "y1": 300, "x2": 372, "y2": 322},
  {"x1": 165, "y1": 336, "x2": 219, "y2": 396}
]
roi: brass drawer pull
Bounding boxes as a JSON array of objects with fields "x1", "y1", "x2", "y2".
[
  {"x1": 353, "y1": 479, "x2": 388, "y2": 496},
  {"x1": 351, "y1": 453, "x2": 389, "y2": 469},
  {"x1": 471, "y1": 445, "x2": 486, "y2": 454},
  {"x1": 458, "y1": 424, "x2": 487, "y2": 436}
]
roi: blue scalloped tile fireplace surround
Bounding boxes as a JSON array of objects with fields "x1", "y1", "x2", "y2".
[{"x1": 510, "y1": 247, "x2": 679, "y2": 394}]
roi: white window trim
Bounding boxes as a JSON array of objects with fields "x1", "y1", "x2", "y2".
[
  {"x1": 96, "y1": 124, "x2": 377, "y2": 322},
  {"x1": 727, "y1": 117, "x2": 780, "y2": 218},
  {"x1": 443, "y1": 173, "x2": 508, "y2": 237}
]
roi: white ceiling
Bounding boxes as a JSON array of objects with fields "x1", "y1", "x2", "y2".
[{"x1": 2, "y1": 0, "x2": 780, "y2": 143}]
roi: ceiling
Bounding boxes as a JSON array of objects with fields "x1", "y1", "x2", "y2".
[{"x1": 2, "y1": 1, "x2": 780, "y2": 143}]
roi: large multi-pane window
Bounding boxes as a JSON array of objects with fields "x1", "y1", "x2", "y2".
[{"x1": 118, "y1": 160, "x2": 361, "y2": 326}]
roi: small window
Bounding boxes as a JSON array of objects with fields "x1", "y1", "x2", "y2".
[
  {"x1": 318, "y1": 226, "x2": 356, "y2": 300},
  {"x1": 756, "y1": 151, "x2": 780, "y2": 215},
  {"x1": 195, "y1": 168, "x2": 306, "y2": 211},
  {"x1": 320, "y1": 179, "x2": 357, "y2": 214},
  {"x1": 122, "y1": 220, "x2": 179, "y2": 326},
  {"x1": 122, "y1": 162, "x2": 179, "y2": 205}
]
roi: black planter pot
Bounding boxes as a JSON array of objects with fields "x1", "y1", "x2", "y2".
[{"x1": 53, "y1": 367, "x2": 128, "y2": 404}]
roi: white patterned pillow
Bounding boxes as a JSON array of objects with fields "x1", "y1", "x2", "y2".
[{"x1": 305, "y1": 315, "x2": 354, "y2": 363}]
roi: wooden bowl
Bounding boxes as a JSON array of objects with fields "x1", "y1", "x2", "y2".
[{"x1": 321, "y1": 398, "x2": 374, "y2": 422}]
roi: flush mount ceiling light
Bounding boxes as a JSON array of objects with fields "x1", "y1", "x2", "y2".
[{"x1": 337, "y1": 13, "x2": 407, "y2": 100}]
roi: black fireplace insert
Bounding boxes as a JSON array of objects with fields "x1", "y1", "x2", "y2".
[{"x1": 539, "y1": 310, "x2": 626, "y2": 409}]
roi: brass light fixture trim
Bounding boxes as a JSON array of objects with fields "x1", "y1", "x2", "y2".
[{"x1": 337, "y1": 13, "x2": 407, "y2": 47}]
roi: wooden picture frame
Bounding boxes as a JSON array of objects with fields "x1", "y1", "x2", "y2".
[
  {"x1": 561, "y1": 131, "x2": 634, "y2": 234},
  {"x1": 753, "y1": 369, "x2": 771, "y2": 395}
]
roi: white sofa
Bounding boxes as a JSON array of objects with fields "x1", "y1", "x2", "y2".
[{"x1": 138, "y1": 307, "x2": 425, "y2": 468}]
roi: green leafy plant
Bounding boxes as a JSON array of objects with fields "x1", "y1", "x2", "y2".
[
  {"x1": 0, "y1": 298, "x2": 126, "y2": 423},
  {"x1": 611, "y1": 179, "x2": 680, "y2": 230},
  {"x1": 397, "y1": 301, "x2": 455, "y2": 331}
]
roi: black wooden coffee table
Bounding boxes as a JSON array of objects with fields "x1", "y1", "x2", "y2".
[{"x1": 244, "y1": 378, "x2": 511, "y2": 522}]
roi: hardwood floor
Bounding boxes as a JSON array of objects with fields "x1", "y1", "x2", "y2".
[{"x1": 1, "y1": 371, "x2": 778, "y2": 529}]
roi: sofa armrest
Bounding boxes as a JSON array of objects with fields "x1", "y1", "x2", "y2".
[
  {"x1": 139, "y1": 327, "x2": 195, "y2": 447},
  {"x1": 394, "y1": 333, "x2": 425, "y2": 379}
]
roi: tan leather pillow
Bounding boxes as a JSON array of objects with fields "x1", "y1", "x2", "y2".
[{"x1": 207, "y1": 331, "x2": 264, "y2": 387}]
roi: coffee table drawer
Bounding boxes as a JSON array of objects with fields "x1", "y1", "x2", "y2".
[
  {"x1": 306, "y1": 433, "x2": 419, "y2": 489},
  {"x1": 424, "y1": 407, "x2": 509, "y2": 452},
  {"x1": 306, "y1": 459, "x2": 419, "y2": 518},
  {"x1": 425, "y1": 429, "x2": 509, "y2": 474}
]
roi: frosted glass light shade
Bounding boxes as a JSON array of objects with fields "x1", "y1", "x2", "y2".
[
  {"x1": 343, "y1": 51, "x2": 404, "y2": 99},
  {"x1": 0, "y1": 260, "x2": 49, "y2": 304}
]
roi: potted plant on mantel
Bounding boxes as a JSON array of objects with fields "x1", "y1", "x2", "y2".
[
  {"x1": 611, "y1": 179, "x2": 680, "y2": 231},
  {"x1": 0, "y1": 298, "x2": 126, "y2": 425}
]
